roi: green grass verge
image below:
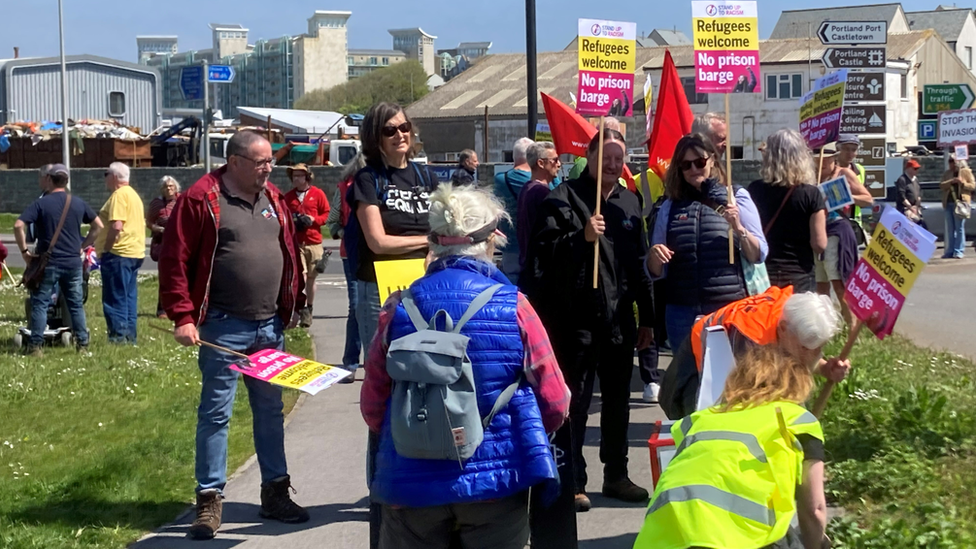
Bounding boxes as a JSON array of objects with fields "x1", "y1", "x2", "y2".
[
  {"x1": 0, "y1": 269, "x2": 310, "y2": 548},
  {"x1": 820, "y1": 329, "x2": 976, "y2": 548}
]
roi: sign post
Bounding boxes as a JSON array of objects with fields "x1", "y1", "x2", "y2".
[
  {"x1": 817, "y1": 21, "x2": 888, "y2": 45},
  {"x1": 822, "y1": 47, "x2": 887, "y2": 70},
  {"x1": 692, "y1": 1, "x2": 761, "y2": 263}
]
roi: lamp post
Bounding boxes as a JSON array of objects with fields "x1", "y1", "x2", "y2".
[
  {"x1": 58, "y1": 0, "x2": 70, "y2": 179},
  {"x1": 526, "y1": 0, "x2": 538, "y2": 138}
]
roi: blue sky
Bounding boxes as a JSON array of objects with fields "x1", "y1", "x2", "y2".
[{"x1": 0, "y1": 0, "x2": 956, "y2": 62}]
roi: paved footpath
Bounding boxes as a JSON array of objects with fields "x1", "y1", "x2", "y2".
[{"x1": 132, "y1": 274, "x2": 668, "y2": 549}]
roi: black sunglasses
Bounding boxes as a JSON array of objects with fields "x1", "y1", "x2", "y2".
[
  {"x1": 381, "y1": 121, "x2": 412, "y2": 138},
  {"x1": 678, "y1": 157, "x2": 709, "y2": 171}
]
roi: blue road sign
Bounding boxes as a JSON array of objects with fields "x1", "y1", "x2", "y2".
[
  {"x1": 207, "y1": 65, "x2": 236, "y2": 83},
  {"x1": 919, "y1": 120, "x2": 937, "y2": 141},
  {"x1": 180, "y1": 66, "x2": 204, "y2": 101}
]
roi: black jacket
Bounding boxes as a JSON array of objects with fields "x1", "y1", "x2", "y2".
[{"x1": 520, "y1": 172, "x2": 653, "y2": 343}]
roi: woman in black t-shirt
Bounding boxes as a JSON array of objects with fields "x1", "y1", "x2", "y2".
[
  {"x1": 348, "y1": 102, "x2": 439, "y2": 353},
  {"x1": 747, "y1": 129, "x2": 827, "y2": 293}
]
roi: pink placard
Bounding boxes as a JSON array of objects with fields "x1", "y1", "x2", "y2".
[
  {"x1": 576, "y1": 70, "x2": 635, "y2": 117},
  {"x1": 694, "y1": 51, "x2": 761, "y2": 94},
  {"x1": 230, "y1": 349, "x2": 303, "y2": 381},
  {"x1": 844, "y1": 260, "x2": 906, "y2": 339}
]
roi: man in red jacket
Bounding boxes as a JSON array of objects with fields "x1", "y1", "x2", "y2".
[
  {"x1": 283, "y1": 163, "x2": 330, "y2": 328},
  {"x1": 158, "y1": 131, "x2": 308, "y2": 540}
]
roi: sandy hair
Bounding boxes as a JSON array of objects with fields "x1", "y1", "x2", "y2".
[{"x1": 718, "y1": 346, "x2": 815, "y2": 412}]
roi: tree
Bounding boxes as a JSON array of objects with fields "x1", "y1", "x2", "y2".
[{"x1": 295, "y1": 61, "x2": 430, "y2": 114}]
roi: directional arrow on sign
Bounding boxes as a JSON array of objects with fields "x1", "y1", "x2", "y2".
[
  {"x1": 818, "y1": 21, "x2": 888, "y2": 45},
  {"x1": 207, "y1": 65, "x2": 236, "y2": 83},
  {"x1": 822, "y1": 47, "x2": 887, "y2": 70}
]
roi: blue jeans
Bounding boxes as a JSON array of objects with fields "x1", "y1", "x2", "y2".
[
  {"x1": 665, "y1": 303, "x2": 706, "y2": 352},
  {"x1": 29, "y1": 264, "x2": 89, "y2": 347},
  {"x1": 100, "y1": 253, "x2": 143, "y2": 343},
  {"x1": 342, "y1": 259, "x2": 362, "y2": 369},
  {"x1": 943, "y1": 211, "x2": 967, "y2": 258},
  {"x1": 356, "y1": 280, "x2": 381, "y2": 366},
  {"x1": 196, "y1": 308, "x2": 287, "y2": 493}
]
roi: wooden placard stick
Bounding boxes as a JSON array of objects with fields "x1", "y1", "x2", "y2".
[
  {"x1": 148, "y1": 323, "x2": 250, "y2": 360},
  {"x1": 812, "y1": 321, "x2": 864, "y2": 417},
  {"x1": 725, "y1": 94, "x2": 734, "y2": 264},
  {"x1": 592, "y1": 117, "x2": 605, "y2": 289}
]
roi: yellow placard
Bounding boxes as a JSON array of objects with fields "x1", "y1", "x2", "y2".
[
  {"x1": 799, "y1": 82, "x2": 846, "y2": 121},
  {"x1": 270, "y1": 359, "x2": 333, "y2": 390},
  {"x1": 578, "y1": 37, "x2": 634, "y2": 73},
  {"x1": 692, "y1": 17, "x2": 759, "y2": 50},
  {"x1": 374, "y1": 258, "x2": 427, "y2": 306},
  {"x1": 862, "y1": 228, "x2": 924, "y2": 292}
]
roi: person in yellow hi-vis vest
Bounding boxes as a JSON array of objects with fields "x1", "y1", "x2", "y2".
[{"x1": 634, "y1": 345, "x2": 831, "y2": 549}]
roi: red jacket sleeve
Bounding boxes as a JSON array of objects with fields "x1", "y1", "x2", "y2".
[
  {"x1": 312, "y1": 187, "x2": 330, "y2": 226},
  {"x1": 360, "y1": 292, "x2": 400, "y2": 433},
  {"x1": 158, "y1": 194, "x2": 202, "y2": 327}
]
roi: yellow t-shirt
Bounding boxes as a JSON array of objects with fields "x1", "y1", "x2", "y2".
[{"x1": 95, "y1": 185, "x2": 146, "y2": 259}]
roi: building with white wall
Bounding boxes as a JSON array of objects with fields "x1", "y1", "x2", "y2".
[
  {"x1": 136, "y1": 36, "x2": 178, "y2": 64},
  {"x1": 390, "y1": 28, "x2": 437, "y2": 77},
  {"x1": 907, "y1": 7, "x2": 976, "y2": 77}
]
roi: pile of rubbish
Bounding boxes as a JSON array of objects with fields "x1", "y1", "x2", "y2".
[{"x1": 0, "y1": 119, "x2": 145, "y2": 151}]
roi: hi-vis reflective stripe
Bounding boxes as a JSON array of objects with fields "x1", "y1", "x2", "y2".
[
  {"x1": 679, "y1": 416, "x2": 693, "y2": 437},
  {"x1": 675, "y1": 431, "x2": 768, "y2": 463},
  {"x1": 646, "y1": 484, "x2": 777, "y2": 526},
  {"x1": 791, "y1": 411, "x2": 817, "y2": 426}
]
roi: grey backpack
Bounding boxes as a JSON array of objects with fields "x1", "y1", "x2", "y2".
[{"x1": 386, "y1": 283, "x2": 522, "y2": 465}]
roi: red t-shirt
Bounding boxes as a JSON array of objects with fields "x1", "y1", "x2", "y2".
[{"x1": 284, "y1": 185, "x2": 330, "y2": 245}]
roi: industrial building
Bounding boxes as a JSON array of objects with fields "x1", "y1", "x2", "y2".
[{"x1": 0, "y1": 54, "x2": 161, "y2": 132}]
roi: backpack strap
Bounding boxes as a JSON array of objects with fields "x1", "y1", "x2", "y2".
[
  {"x1": 482, "y1": 372, "x2": 523, "y2": 429},
  {"x1": 453, "y1": 284, "x2": 504, "y2": 334},
  {"x1": 399, "y1": 288, "x2": 429, "y2": 332}
]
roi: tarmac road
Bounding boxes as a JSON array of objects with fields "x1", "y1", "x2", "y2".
[{"x1": 896, "y1": 255, "x2": 976, "y2": 360}]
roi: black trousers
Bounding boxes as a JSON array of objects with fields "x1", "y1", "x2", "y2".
[
  {"x1": 638, "y1": 344, "x2": 662, "y2": 385},
  {"x1": 553, "y1": 327, "x2": 635, "y2": 492}
]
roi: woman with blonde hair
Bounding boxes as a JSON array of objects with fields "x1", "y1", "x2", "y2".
[
  {"x1": 360, "y1": 183, "x2": 569, "y2": 549},
  {"x1": 147, "y1": 175, "x2": 181, "y2": 317},
  {"x1": 646, "y1": 134, "x2": 767, "y2": 351},
  {"x1": 635, "y1": 345, "x2": 829, "y2": 549},
  {"x1": 748, "y1": 129, "x2": 828, "y2": 293}
]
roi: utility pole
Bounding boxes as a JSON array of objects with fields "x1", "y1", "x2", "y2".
[
  {"x1": 525, "y1": 0, "x2": 538, "y2": 138},
  {"x1": 203, "y1": 59, "x2": 210, "y2": 171},
  {"x1": 58, "y1": 0, "x2": 70, "y2": 182}
]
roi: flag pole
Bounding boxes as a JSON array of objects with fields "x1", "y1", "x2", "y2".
[
  {"x1": 592, "y1": 117, "x2": 605, "y2": 289},
  {"x1": 725, "y1": 93, "x2": 734, "y2": 264}
]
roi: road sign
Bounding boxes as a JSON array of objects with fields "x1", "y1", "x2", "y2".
[
  {"x1": 918, "y1": 120, "x2": 938, "y2": 141},
  {"x1": 822, "y1": 47, "x2": 887, "y2": 70},
  {"x1": 937, "y1": 108, "x2": 976, "y2": 147},
  {"x1": 845, "y1": 72, "x2": 885, "y2": 102},
  {"x1": 922, "y1": 84, "x2": 974, "y2": 115},
  {"x1": 855, "y1": 137, "x2": 886, "y2": 167},
  {"x1": 179, "y1": 65, "x2": 204, "y2": 101},
  {"x1": 818, "y1": 21, "x2": 888, "y2": 45},
  {"x1": 841, "y1": 105, "x2": 886, "y2": 135},
  {"x1": 207, "y1": 64, "x2": 236, "y2": 83},
  {"x1": 863, "y1": 168, "x2": 886, "y2": 197}
]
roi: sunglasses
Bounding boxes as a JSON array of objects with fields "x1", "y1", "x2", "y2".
[
  {"x1": 679, "y1": 157, "x2": 709, "y2": 171},
  {"x1": 381, "y1": 122, "x2": 412, "y2": 138}
]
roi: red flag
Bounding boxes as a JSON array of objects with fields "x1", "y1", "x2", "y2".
[
  {"x1": 541, "y1": 92, "x2": 636, "y2": 190},
  {"x1": 646, "y1": 50, "x2": 694, "y2": 180},
  {"x1": 542, "y1": 92, "x2": 597, "y2": 157}
]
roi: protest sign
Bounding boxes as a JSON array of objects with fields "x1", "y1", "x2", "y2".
[
  {"x1": 938, "y1": 108, "x2": 976, "y2": 148},
  {"x1": 374, "y1": 258, "x2": 426, "y2": 306},
  {"x1": 692, "y1": 1, "x2": 761, "y2": 94},
  {"x1": 230, "y1": 349, "x2": 350, "y2": 395},
  {"x1": 576, "y1": 18, "x2": 637, "y2": 116},
  {"x1": 844, "y1": 207, "x2": 936, "y2": 339},
  {"x1": 648, "y1": 420, "x2": 677, "y2": 490},
  {"x1": 800, "y1": 69, "x2": 848, "y2": 149},
  {"x1": 535, "y1": 123, "x2": 552, "y2": 142},
  {"x1": 819, "y1": 175, "x2": 855, "y2": 212},
  {"x1": 955, "y1": 144, "x2": 969, "y2": 160}
]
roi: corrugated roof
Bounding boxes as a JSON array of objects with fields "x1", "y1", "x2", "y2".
[
  {"x1": 770, "y1": 4, "x2": 904, "y2": 39},
  {"x1": 907, "y1": 9, "x2": 973, "y2": 42},
  {"x1": 649, "y1": 29, "x2": 691, "y2": 45},
  {"x1": 458, "y1": 42, "x2": 492, "y2": 49},
  {"x1": 236, "y1": 106, "x2": 358, "y2": 135},
  {"x1": 406, "y1": 32, "x2": 935, "y2": 120}
]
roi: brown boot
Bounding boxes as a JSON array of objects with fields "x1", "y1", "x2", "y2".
[
  {"x1": 260, "y1": 475, "x2": 309, "y2": 523},
  {"x1": 188, "y1": 489, "x2": 222, "y2": 540}
]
